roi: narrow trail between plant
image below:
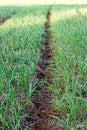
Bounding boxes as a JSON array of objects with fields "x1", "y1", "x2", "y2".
[{"x1": 21, "y1": 6, "x2": 63, "y2": 130}]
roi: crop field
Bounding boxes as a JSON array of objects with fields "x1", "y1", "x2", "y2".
[
  {"x1": 0, "y1": 1, "x2": 87, "y2": 130},
  {"x1": 51, "y1": 4, "x2": 87, "y2": 129},
  {"x1": 0, "y1": 5, "x2": 49, "y2": 129}
]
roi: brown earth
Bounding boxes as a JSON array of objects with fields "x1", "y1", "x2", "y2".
[
  {"x1": 0, "y1": 18, "x2": 6, "y2": 24},
  {"x1": 20, "y1": 6, "x2": 63, "y2": 130}
]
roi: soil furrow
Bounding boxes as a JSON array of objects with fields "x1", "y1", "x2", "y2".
[{"x1": 21, "y1": 6, "x2": 63, "y2": 130}]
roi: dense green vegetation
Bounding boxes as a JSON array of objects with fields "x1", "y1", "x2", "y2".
[
  {"x1": 0, "y1": 3, "x2": 87, "y2": 130},
  {"x1": 0, "y1": 7, "x2": 18, "y2": 19},
  {"x1": 0, "y1": 5, "x2": 49, "y2": 129},
  {"x1": 51, "y1": 5, "x2": 87, "y2": 129}
]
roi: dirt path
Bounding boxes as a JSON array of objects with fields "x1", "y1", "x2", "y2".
[{"x1": 21, "y1": 6, "x2": 63, "y2": 130}]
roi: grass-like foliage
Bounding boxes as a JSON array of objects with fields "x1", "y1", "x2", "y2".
[
  {"x1": 51, "y1": 4, "x2": 87, "y2": 129},
  {"x1": 0, "y1": 5, "x2": 49, "y2": 129},
  {"x1": 0, "y1": 3, "x2": 87, "y2": 130}
]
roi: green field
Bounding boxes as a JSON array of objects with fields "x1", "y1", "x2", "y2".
[
  {"x1": 0, "y1": 1, "x2": 87, "y2": 130},
  {"x1": 51, "y1": 4, "x2": 87, "y2": 129},
  {"x1": 0, "y1": 5, "x2": 49, "y2": 129}
]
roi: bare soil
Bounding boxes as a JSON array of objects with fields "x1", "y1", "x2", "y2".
[{"x1": 20, "y1": 6, "x2": 63, "y2": 130}]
